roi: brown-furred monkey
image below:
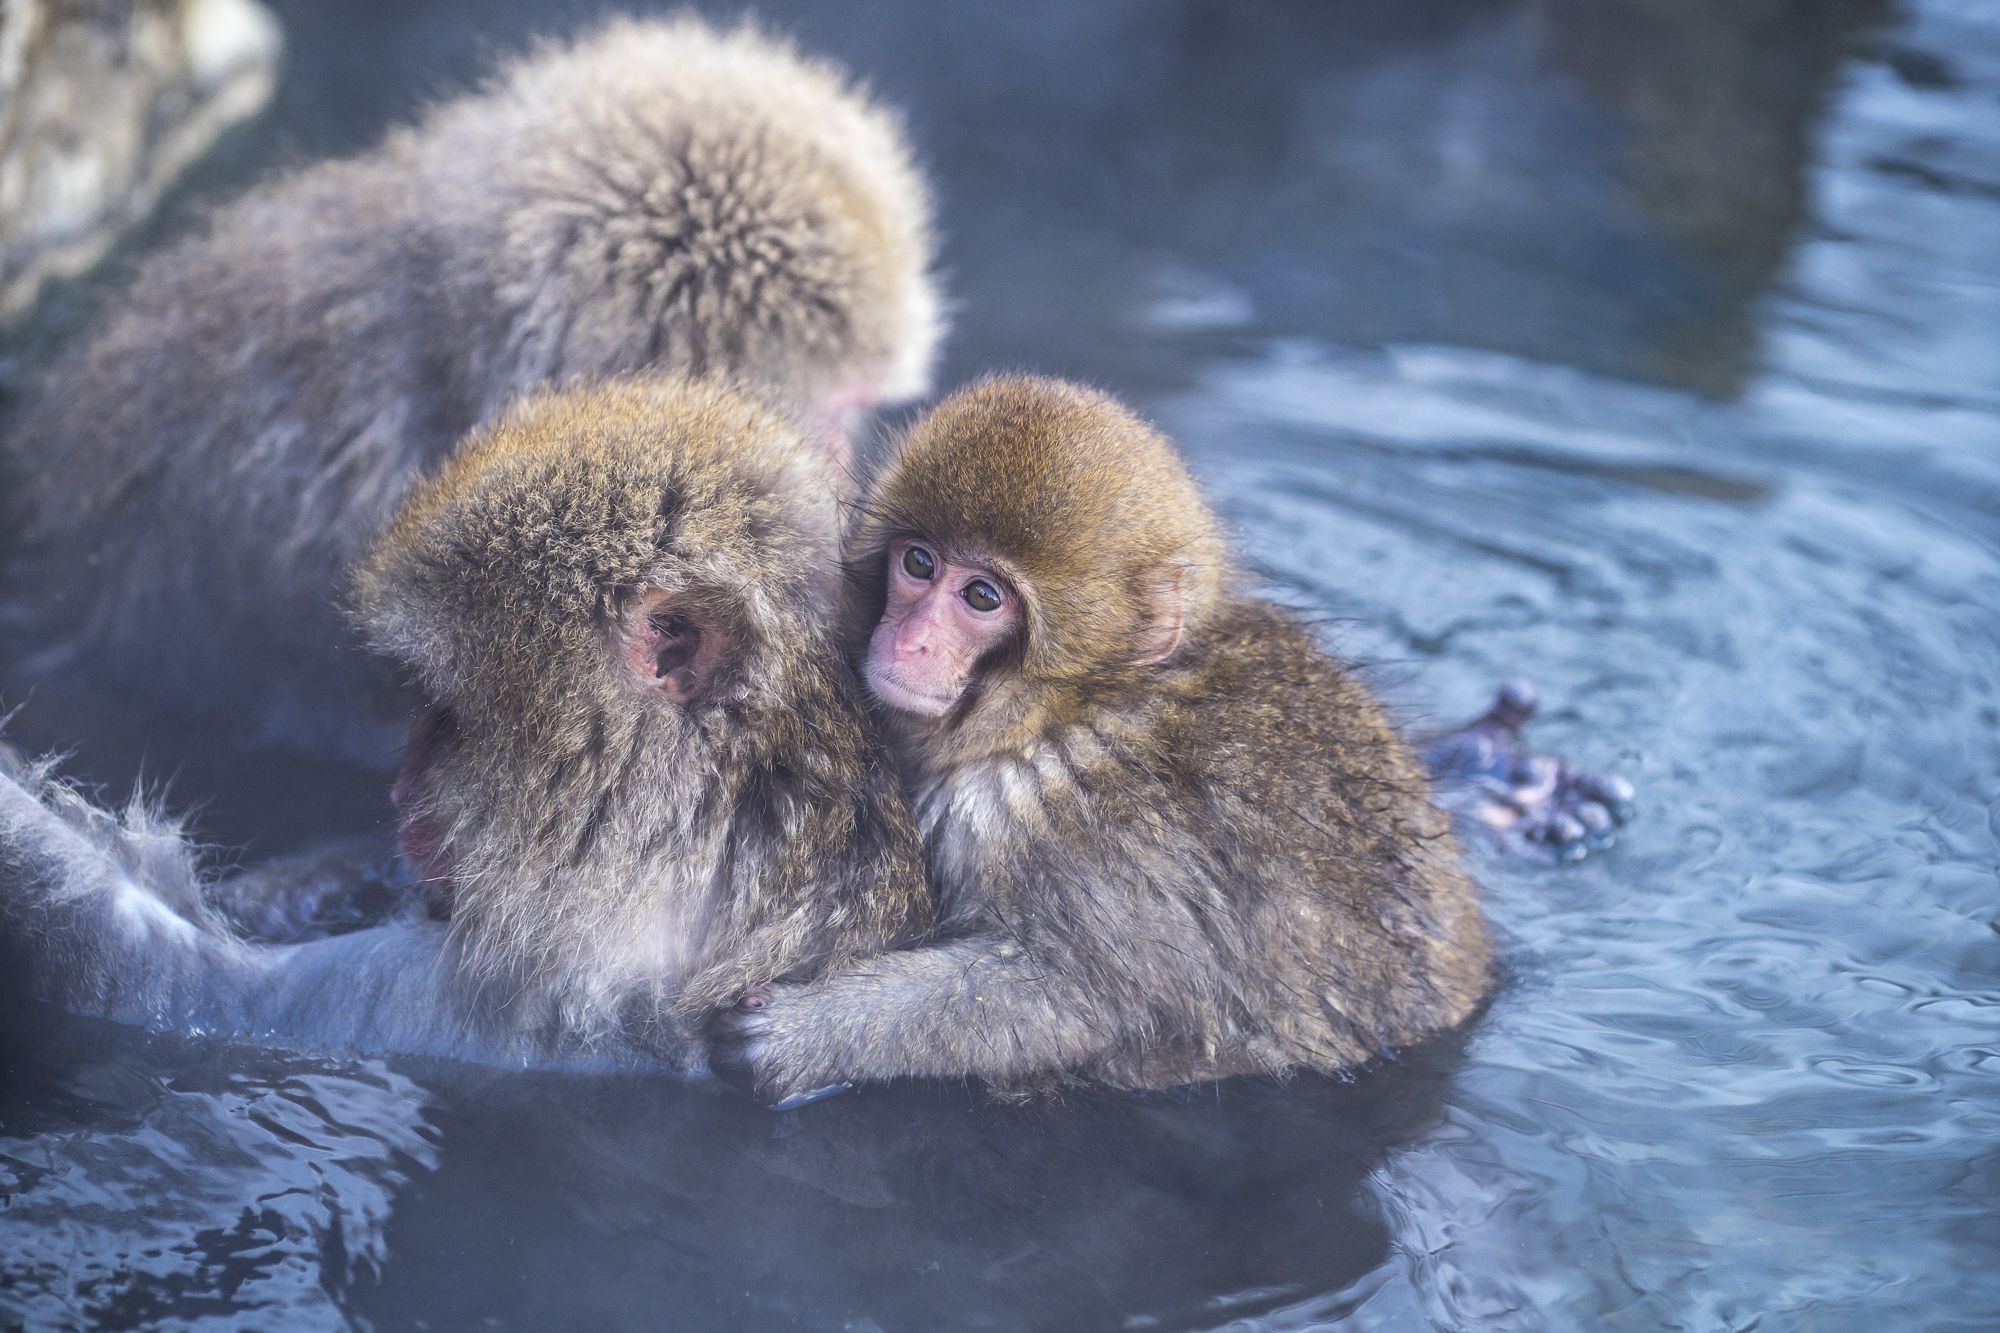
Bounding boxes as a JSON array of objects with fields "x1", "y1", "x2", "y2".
[
  {"x1": 712, "y1": 376, "x2": 1497, "y2": 1103},
  {"x1": 0, "y1": 377, "x2": 929, "y2": 1072},
  {"x1": 2, "y1": 16, "x2": 941, "y2": 761}
]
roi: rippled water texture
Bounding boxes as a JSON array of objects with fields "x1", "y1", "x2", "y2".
[{"x1": 3, "y1": 1, "x2": 1996, "y2": 1328}]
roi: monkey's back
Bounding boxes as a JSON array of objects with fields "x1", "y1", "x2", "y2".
[
  {"x1": 1169, "y1": 597, "x2": 1492, "y2": 1059},
  {"x1": 3, "y1": 17, "x2": 938, "y2": 759},
  {"x1": 5, "y1": 149, "x2": 459, "y2": 749},
  {"x1": 958, "y1": 593, "x2": 1493, "y2": 1089}
]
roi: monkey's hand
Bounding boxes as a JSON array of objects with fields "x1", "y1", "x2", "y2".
[
  {"x1": 708, "y1": 985, "x2": 856, "y2": 1110},
  {"x1": 1423, "y1": 680, "x2": 1636, "y2": 862}
]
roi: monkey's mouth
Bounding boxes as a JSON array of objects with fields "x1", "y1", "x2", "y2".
[
  {"x1": 865, "y1": 666, "x2": 958, "y2": 719},
  {"x1": 392, "y1": 704, "x2": 457, "y2": 893}
]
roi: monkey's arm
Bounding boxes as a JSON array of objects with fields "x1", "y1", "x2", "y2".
[
  {"x1": 0, "y1": 749, "x2": 612, "y2": 1067},
  {"x1": 709, "y1": 935, "x2": 1127, "y2": 1103}
]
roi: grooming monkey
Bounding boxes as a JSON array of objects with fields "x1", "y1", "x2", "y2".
[
  {"x1": 712, "y1": 376, "x2": 1494, "y2": 1102},
  {"x1": 3, "y1": 17, "x2": 941, "y2": 758},
  {"x1": 0, "y1": 378, "x2": 930, "y2": 1070}
]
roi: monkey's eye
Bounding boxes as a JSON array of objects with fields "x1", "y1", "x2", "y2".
[
  {"x1": 901, "y1": 545, "x2": 937, "y2": 581},
  {"x1": 963, "y1": 579, "x2": 1003, "y2": 613}
]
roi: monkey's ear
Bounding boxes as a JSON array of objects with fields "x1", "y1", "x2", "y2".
[
  {"x1": 814, "y1": 385, "x2": 878, "y2": 478},
  {"x1": 617, "y1": 589, "x2": 728, "y2": 706},
  {"x1": 1130, "y1": 566, "x2": 1189, "y2": 667}
]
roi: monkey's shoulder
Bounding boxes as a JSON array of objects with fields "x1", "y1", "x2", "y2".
[
  {"x1": 977, "y1": 597, "x2": 1431, "y2": 845},
  {"x1": 1139, "y1": 595, "x2": 1450, "y2": 847},
  {"x1": 1164, "y1": 597, "x2": 1406, "y2": 754}
]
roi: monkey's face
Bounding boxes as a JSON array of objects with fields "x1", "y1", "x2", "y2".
[
  {"x1": 862, "y1": 538, "x2": 1022, "y2": 718},
  {"x1": 850, "y1": 378, "x2": 1235, "y2": 739}
]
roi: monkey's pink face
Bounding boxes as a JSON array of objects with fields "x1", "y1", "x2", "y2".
[{"x1": 864, "y1": 539, "x2": 1021, "y2": 718}]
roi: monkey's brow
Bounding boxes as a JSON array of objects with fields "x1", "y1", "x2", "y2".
[{"x1": 836, "y1": 493, "x2": 925, "y2": 538}]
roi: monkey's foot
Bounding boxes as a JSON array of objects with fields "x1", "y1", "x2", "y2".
[
  {"x1": 709, "y1": 985, "x2": 853, "y2": 1110},
  {"x1": 1422, "y1": 680, "x2": 1634, "y2": 862}
]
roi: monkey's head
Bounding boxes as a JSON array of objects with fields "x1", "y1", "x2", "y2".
[
  {"x1": 850, "y1": 376, "x2": 1230, "y2": 745},
  {"x1": 471, "y1": 18, "x2": 944, "y2": 466},
  {"x1": 354, "y1": 376, "x2": 848, "y2": 976}
]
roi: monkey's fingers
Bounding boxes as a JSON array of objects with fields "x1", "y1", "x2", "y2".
[
  {"x1": 708, "y1": 992, "x2": 856, "y2": 1110},
  {"x1": 706, "y1": 1002, "x2": 780, "y2": 1090},
  {"x1": 767, "y1": 1083, "x2": 856, "y2": 1112},
  {"x1": 1563, "y1": 765, "x2": 1637, "y2": 823}
]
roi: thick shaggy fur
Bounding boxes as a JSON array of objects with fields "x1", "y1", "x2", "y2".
[
  {"x1": 5, "y1": 16, "x2": 941, "y2": 756},
  {"x1": 0, "y1": 378, "x2": 932, "y2": 1069},
  {"x1": 715, "y1": 377, "x2": 1493, "y2": 1099}
]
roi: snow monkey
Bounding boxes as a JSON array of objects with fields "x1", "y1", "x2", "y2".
[
  {"x1": 712, "y1": 376, "x2": 1496, "y2": 1104},
  {"x1": 3, "y1": 17, "x2": 942, "y2": 759},
  {"x1": 0, "y1": 378, "x2": 930, "y2": 1072}
]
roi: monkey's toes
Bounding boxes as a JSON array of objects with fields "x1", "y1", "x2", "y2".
[
  {"x1": 1518, "y1": 807, "x2": 1593, "y2": 862},
  {"x1": 1491, "y1": 679, "x2": 1540, "y2": 732},
  {"x1": 1568, "y1": 767, "x2": 1637, "y2": 822},
  {"x1": 1574, "y1": 801, "x2": 1616, "y2": 838},
  {"x1": 1516, "y1": 776, "x2": 1635, "y2": 861}
]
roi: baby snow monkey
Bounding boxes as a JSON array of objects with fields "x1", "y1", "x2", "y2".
[
  {"x1": 713, "y1": 376, "x2": 1494, "y2": 1102},
  {"x1": 0, "y1": 378, "x2": 931, "y2": 1070}
]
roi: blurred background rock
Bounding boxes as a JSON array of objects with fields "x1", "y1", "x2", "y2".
[{"x1": 0, "y1": 0, "x2": 279, "y2": 330}]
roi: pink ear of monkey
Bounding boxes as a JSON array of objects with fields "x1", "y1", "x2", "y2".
[
  {"x1": 1131, "y1": 566, "x2": 1189, "y2": 666},
  {"x1": 620, "y1": 589, "x2": 728, "y2": 705}
]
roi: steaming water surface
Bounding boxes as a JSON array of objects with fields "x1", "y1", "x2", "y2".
[{"x1": 2, "y1": 1, "x2": 1995, "y2": 1328}]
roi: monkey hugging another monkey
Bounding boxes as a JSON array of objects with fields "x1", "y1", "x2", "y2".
[
  {"x1": 710, "y1": 377, "x2": 1495, "y2": 1103},
  {"x1": 0, "y1": 372, "x2": 1500, "y2": 1099},
  {"x1": 0, "y1": 16, "x2": 1631, "y2": 1103}
]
